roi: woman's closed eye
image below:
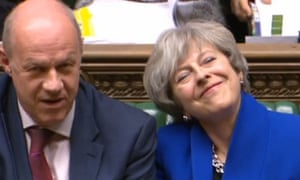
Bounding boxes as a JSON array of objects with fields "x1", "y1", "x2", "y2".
[
  {"x1": 175, "y1": 70, "x2": 190, "y2": 83},
  {"x1": 201, "y1": 56, "x2": 216, "y2": 65}
]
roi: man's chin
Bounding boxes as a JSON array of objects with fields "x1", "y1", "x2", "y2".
[{"x1": 35, "y1": 114, "x2": 66, "y2": 127}]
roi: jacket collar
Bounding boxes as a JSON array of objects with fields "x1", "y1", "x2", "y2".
[
  {"x1": 190, "y1": 92, "x2": 270, "y2": 179},
  {"x1": 69, "y1": 80, "x2": 104, "y2": 179},
  {"x1": 0, "y1": 75, "x2": 104, "y2": 179},
  {"x1": 0, "y1": 73, "x2": 11, "y2": 112}
]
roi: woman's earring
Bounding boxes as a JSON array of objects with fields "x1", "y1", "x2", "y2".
[
  {"x1": 240, "y1": 80, "x2": 244, "y2": 84},
  {"x1": 182, "y1": 114, "x2": 191, "y2": 122}
]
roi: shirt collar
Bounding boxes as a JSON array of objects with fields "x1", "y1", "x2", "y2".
[{"x1": 20, "y1": 100, "x2": 75, "y2": 138}]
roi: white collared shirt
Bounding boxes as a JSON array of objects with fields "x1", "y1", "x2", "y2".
[{"x1": 20, "y1": 101, "x2": 75, "y2": 180}]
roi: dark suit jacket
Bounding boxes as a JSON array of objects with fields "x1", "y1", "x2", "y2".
[
  {"x1": 0, "y1": 74, "x2": 156, "y2": 180},
  {"x1": 156, "y1": 92, "x2": 300, "y2": 179},
  {"x1": 219, "y1": 0, "x2": 249, "y2": 43}
]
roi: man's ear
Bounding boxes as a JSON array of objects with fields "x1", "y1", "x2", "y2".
[
  {"x1": 0, "y1": 47, "x2": 12, "y2": 75},
  {"x1": 81, "y1": 36, "x2": 84, "y2": 54}
]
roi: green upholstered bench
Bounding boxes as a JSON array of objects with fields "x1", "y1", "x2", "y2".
[
  {"x1": 128, "y1": 101, "x2": 300, "y2": 129},
  {"x1": 260, "y1": 101, "x2": 299, "y2": 114},
  {"x1": 128, "y1": 102, "x2": 173, "y2": 130}
]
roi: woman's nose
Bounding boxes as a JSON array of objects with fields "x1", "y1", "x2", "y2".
[{"x1": 195, "y1": 66, "x2": 209, "y2": 83}]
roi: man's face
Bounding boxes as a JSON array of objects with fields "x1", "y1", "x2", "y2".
[{"x1": 6, "y1": 17, "x2": 82, "y2": 127}]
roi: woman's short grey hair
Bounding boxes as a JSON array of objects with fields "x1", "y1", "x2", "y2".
[{"x1": 143, "y1": 20, "x2": 250, "y2": 122}]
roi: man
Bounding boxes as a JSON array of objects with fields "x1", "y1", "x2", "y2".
[{"x1": 0, "y1": 0, "x2": 156, "y2": 179}]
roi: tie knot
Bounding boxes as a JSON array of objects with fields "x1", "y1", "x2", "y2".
[{"x1": 27, "y1": 126, "x2": 53, "y2": 153}]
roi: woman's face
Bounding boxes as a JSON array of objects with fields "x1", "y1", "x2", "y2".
[{"x1": 171, "y1": 42, "x2": 243, "y2": 122}]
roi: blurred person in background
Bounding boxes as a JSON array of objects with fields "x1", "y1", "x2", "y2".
[
  {"x1": 173, "y1": 0, "x2": 272, "y2": 42},
  {"x1": 1, "y1": 0, "x2": 271, "y2": 42},
  {"x1": 223, "y1": 0, "x2": 272, "y2": 42}
]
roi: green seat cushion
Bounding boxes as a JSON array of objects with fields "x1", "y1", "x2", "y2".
[
  {"x1": 131, "y1": 102, "x2": 168, "y2": 129},
  {"x1": 274, "y1": 101, "x2": 299, "y2": 114}
]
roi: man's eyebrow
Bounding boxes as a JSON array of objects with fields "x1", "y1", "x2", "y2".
[{"x1": 22, "y1": 58, "x2": 46, "y2": 67}]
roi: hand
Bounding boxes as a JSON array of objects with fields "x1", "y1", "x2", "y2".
[{"x1": 231, "y1": 0, "x2": 272, "y2": 21}]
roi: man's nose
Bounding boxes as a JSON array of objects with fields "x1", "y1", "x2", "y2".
[{"x1": 43, "y1": 69, "x2": 63, "y2": 92}]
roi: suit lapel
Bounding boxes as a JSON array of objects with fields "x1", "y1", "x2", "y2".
[
  {"x1": 69, "y1": 86, "x2": 104, "y2": 180},
  {"x1": 223, "y1": 93, "x2": 270, "y2": 179},
  {"x1": 190, "y1": 124, "x2": 213, "y2": 180},
  {"x1": 189, "y1": 93, "x2": 270, "y2": 180},
  {"x1": 0, "y1": 76, "x2": 105, "y2": 179},
  {"x1": 4, "y1": 84, "x2": 33, "y2": 179}
]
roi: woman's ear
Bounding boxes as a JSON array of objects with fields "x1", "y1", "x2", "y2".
[
  {"x1": 238, "y1": 71, "x2": 244, "y2": 82},
  {"x1": 0, "y1": 47, "x2": 12, "y2": 75}
]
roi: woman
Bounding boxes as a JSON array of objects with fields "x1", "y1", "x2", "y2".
[{"x1": 143, "y1": 20, "x2": 300, "y2": 179}]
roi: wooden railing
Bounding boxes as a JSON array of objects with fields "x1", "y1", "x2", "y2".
[
  {"x1": 80, "y1": 43, "x2": 300, "y2": 104},
  {"x1": 2, "y1": 43, "x2": 300, "y2": 103}
]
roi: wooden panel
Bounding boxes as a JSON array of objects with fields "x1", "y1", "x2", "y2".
[{"x1": 1, "y1": 43, "x2": 300, "y2": 103}]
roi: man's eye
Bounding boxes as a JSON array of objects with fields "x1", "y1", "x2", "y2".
[
  {"x1": 28, "y1": 66, "x2": 42, "y2": 72},
  {"x1": 58, "y1": 63, "x2": 74, "y2": 71},
  {"x1": 59, "y1": 64, "x2": 69, "y2": 69}
]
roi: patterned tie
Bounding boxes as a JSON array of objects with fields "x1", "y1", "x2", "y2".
[{"x1": 27, "y1": 126, "x2": 54, "y2": 180}]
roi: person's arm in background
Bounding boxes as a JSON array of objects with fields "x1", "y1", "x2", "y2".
[{"x1": 231, "y1": 0, "x2": 272, "y2": 21}]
